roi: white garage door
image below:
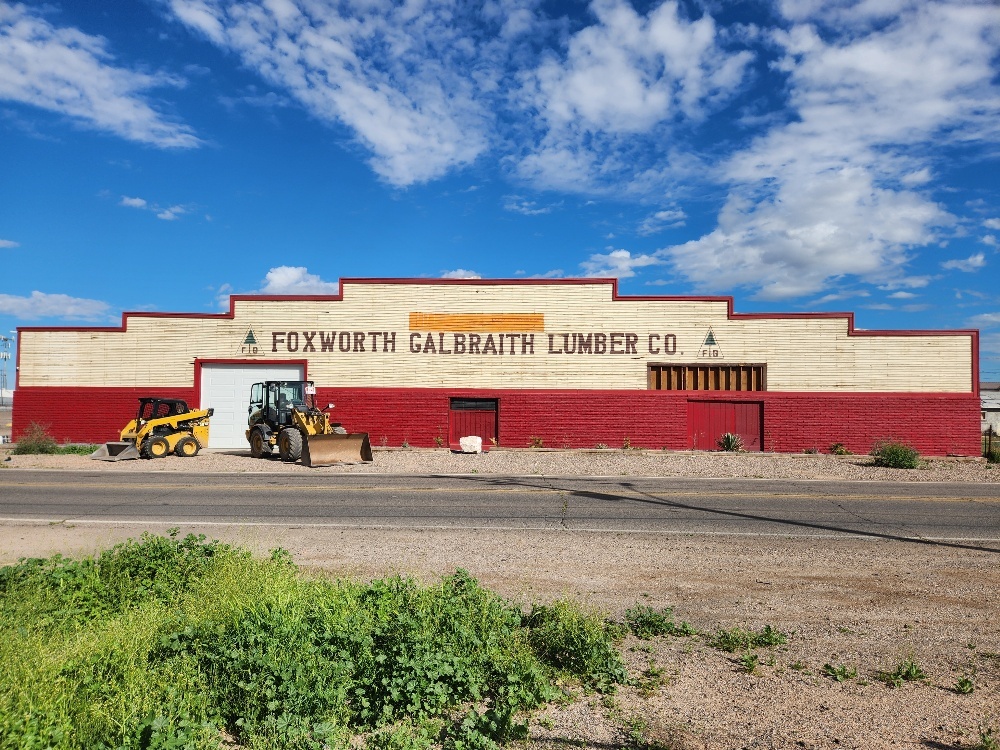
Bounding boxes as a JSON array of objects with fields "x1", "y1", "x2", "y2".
[{"x1": 200, "y1": 364, "x2": 305, "y2": 449}]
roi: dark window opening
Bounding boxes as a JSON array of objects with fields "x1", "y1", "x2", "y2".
[
  {"x1": 450, "y1": 398, "x2": 499, "y2": 411},
  {"x1": 648, "y1": 364, "x2": 766, "y2": 391}
]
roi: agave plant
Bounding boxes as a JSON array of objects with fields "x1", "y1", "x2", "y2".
[{"x1": 717, "y1": 432, "x2": 744, "y2": 452}]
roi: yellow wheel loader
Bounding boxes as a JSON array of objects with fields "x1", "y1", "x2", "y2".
[
  {"x1": 90, "y1": 398, "x2": 213, "y2": 461},
  {"x1": 246, "y1": 380, "x2": 372, "y2": 467}
]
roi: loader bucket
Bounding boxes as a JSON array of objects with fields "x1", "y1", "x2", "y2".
[
  {"x1": 301, "y1": 433, "x2": 373, "y2": 467},
  {"x1": 90, "y1": 441, "x2": 140, "y2": 461}
]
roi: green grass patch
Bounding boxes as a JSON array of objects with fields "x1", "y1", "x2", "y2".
[{"x1": 0, "y1": 533, "x2": 628, "y2": 750}]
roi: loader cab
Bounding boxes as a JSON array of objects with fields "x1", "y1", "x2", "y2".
[
  {"x1": 249, "y1": 380, "x2": 313, "y2": 428},
  {"x1": 137, "y1": 398, "x2": 190, "y2": 424}
]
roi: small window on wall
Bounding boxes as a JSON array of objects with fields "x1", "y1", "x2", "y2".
[{"x1": 648, "y1": 364, "x2": 766, "y2": 391}]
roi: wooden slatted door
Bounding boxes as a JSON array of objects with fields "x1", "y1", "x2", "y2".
[
  {"x1": 448, "y1": 398, "x2": 498, "y2": 450},
  {"x1": 687, "y1": 401, "x2": 763, "y2": 452}
]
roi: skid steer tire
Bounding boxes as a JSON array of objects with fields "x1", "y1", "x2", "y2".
[
  {"x1": 278, "y1": 428, "x2": 303, "y2": 462},
  {"x1": 142, "y1": 436, "x2": 170, "y2": 459},
  {"x1": 174, "y1": 436, "x2": 200, "y2": 458},
  {"x1": 249, "y1": 428, "x2": 271, "y2": 458}
]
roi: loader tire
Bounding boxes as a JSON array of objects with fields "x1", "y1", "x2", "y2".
[
  {"x1": 174, "y1": 436, "x2": 200, "y2": 458},
  {"x1": 142, "y1": 436, "x2": 170, "y2": 459},
  {"x1": 249, "y1": 428, "x2": 271, "y2": 458},
  {"x1": 278, "y1": 428, "x2": 303, "y2": 462}
]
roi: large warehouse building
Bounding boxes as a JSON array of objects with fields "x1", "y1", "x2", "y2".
[{"x1": 13, "y1": 278, "x2": 981, "y2": 455}]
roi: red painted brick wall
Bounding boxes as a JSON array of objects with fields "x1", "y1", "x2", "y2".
[
  {"x1": 12, "y1": 387, "x2": 198, "y2": 445},
  {"x1": 13, "y1": 386, "x2": 981, "y2": 456}
]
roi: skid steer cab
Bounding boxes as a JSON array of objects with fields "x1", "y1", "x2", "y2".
[
  {"x1": 246, "y1": 380, "x2": 372, "y2": 467},
  {"x1": 91, "y1": 398, "x2": 213, "y2": 461}
]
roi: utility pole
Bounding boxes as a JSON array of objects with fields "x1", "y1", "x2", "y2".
[{"x1": 0, "y1": 334, "x2": 11, "y2": 408}]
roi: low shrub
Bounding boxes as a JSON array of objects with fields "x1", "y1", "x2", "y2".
[
  {"x1": 528, "y1": 436, "x2": 544, "y2": 448},
  {"x1": 716, "y1": 433, "x2": 744, "y2": 452},
  {"x1": 829, "y1": 442, "x2": 853, "y2": 455},
  {"x1": 986, "y1": 448, "x2": 1000, "y2": 464},
  {"x1": 870, "y1": 440, "x2": 921, "y2": 469},
  {"x1": 11, "y1": 422, "x2": 58, "y2": 455}
]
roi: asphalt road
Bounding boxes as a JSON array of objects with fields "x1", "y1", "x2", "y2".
[{"x1": 1, "y1": 470, "x2": 999, "y2": 551}]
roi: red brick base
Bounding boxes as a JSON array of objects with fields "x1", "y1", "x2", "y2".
[{"x1": 12, "y1": 386, "x2": 982, "y2": 456}]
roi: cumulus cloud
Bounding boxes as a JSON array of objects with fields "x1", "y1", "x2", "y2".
[
  {"x1": 168, "y1": 0, "x2": 505, "y2": 186},
  {"x1": 0, "y1": 290, "x2": 111, "y2": 320},
  {"x1": 638, "y1": 208, "x2": 686, "y2": 236},
  {"x1": 657, "y1": 0, "x2": 1000, "y2": 299},
  {"x1": 258, "y1": 266, "x2": 340, "y2": 294},
  {"x1": 984, "y1": 218, "x2": 1000, "y2": 230},
  {"x1": 440, "y1": 269, "x2": 482, "y2": 279},
  {"x1": 0, "y1": 3, "x2": 199, "y2": 147},
  {"x1": 941, "y1": 252, "x2": 986, "y2": 272},
  {"x1": 0, "y1": 238, "x2": 19, "y2": 248},
  {"x1": 119, "y1": 196, "x2": 147, "y2": 208},
  {"x1": 579, "y1": 248, "x2": 661, "y2": 278},
  {"x1": 516, "y1": 0, "x2": 752, "y2": 192},
  {"x1": 969, "y1": 312, "x2": 1000, "y2": 328}
]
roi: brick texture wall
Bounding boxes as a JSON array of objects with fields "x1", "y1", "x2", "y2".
[{"x1": 13, "y1": 386, "x2": 981, "y2": 456}]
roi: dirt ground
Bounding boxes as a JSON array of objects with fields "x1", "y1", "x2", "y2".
[{"x1": 1, "y1": 452, "x2": 998, "y2": 749}]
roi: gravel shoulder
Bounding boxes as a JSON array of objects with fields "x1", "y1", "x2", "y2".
[{"x1": 2, "y1": 446, "x2": 999, "y2": 749}]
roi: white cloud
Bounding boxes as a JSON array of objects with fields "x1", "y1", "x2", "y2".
[
  {"x1": 969, "y1": 312, "x2": 1000, "y2": 328},
  {"x1": 156, "y1": 205, "x2": 187, "y2": 221},
  {"x1": 516, "y1": 0, "x2": 752, "y2": 192},
  {"x1": 638, "y1": 208, "x2": 686, "y2": 236},
  {"x1": 502, "y1": 197, "x2": 553, "y2": 216},
  {"x1": 0, "y1": 290, "x2": 111, "y2": 320},
  {"x1": 0, "y1": 3, "x2": 199, "y2": 148},
  {"x1": 258, "y1": 266, "x2": 340, "y2": 294},
  {"x1": 657, "y1": 1, "x2": 999, "y2": 299},
  {"x1": 0, "y1": 238, "x2": 19, "y2": 248},
  {"x1": 579, "y1": 247, "x2": 661, "y2": 278},
  {"x1": 984, "y1": 218, "x2": 1000, "y2": 230},
  {"x1": 941, "y1": 252, "x2": 986, "y2": 272},
  {"x1": 440, "y1": 269, "x2": 482, "y2": 279},
  {"x1": 888, "y1": 291, "x2": 917, "y2": 299},
  {"x1": 168, "y1": 0, "x2": 504, "y2": 186},
  {"x1": 119, "y1": 195, "x2": 192, "y2": 220},
  {"x1": 982, "y1": 234, "x2": 999, "y2": 248}
]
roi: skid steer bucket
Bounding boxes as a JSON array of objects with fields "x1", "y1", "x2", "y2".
[
  {"x1": 301, "y1": 433, "x2": 373, "y2": 467},
  {"x1": 90, "y1": 441, "x2": 140, "y2": 461}
]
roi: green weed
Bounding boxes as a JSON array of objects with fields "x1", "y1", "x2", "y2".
[
  {"x1": 955, "y1": 676, "x2": 975, "y2": 694},
  {"x1": 877, "y1": 657, "x2": 927, "y2": 688},
  {"x1": 710, "y1": 625, "x2": 787, "y2": 653},
  {"x1": 738, "y1": 651, "x2": 760, "y2": 674},
  {"x1": 0, "y1": 536, "x2": 629, "y2": 750},
  {"x1": 976, "y1": 726, "x2": 999, "y2": 750},
  {"x1": 821, "y1": 663, "x2": 857, "y2": 682},
  {"x1": 829, "y1": 442, "x2": 853, "y2": 455},
  {"x1": 624, "y1": 605, "x2": 696, "y2": 639}
]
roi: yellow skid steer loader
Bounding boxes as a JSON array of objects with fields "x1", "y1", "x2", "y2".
[
  {"x1": 246, "y1": 380, "x2": 372, "y2": 467},
  {"x1": 91, "y1": 398, "x2": 213, "y2": 461}
]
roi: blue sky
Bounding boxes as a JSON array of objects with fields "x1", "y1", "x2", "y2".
[{"x1": 1, "y1": 0, "x2": 999, "y2": 381}]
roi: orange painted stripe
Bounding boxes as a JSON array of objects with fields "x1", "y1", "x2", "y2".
[{"x1": 409, "y1": 312, "x2": 545, "y2": 332}]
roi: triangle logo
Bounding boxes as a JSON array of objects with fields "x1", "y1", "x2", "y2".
[
  {"x1": 698, "y1": 327, "x2": 722, "y2": 359},
  {"x1": 238, "y1": 326, "x2": 263, "y2": 355}
]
